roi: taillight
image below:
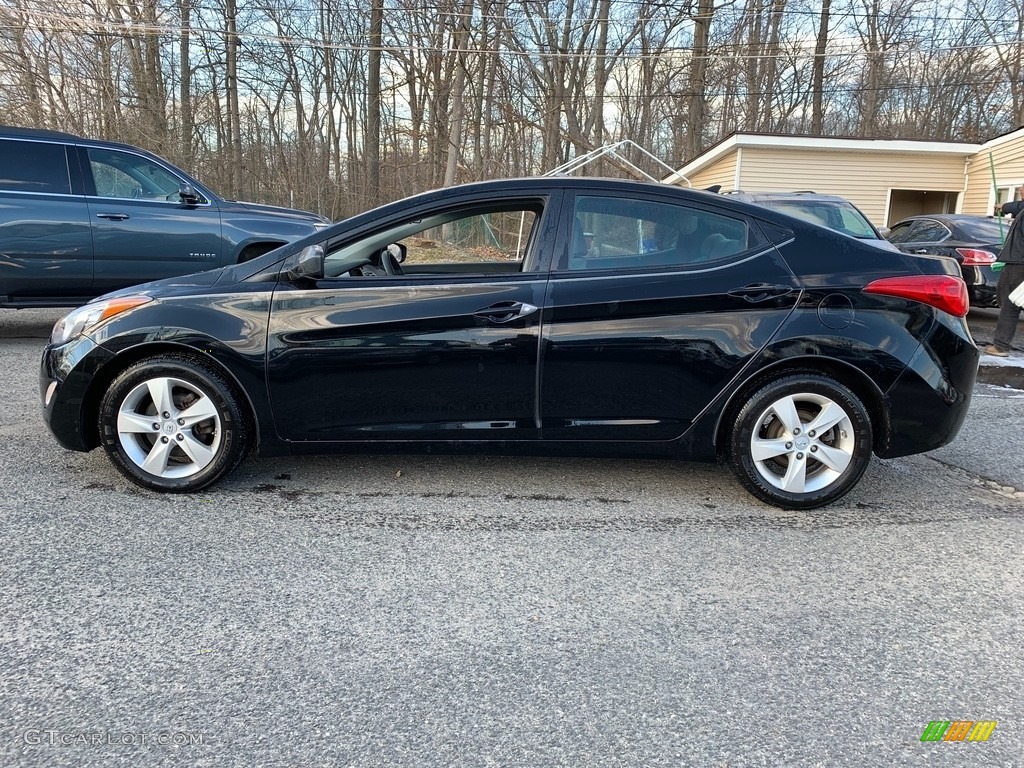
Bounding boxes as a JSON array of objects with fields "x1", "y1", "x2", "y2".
[
  {"x1": 863, "y1": 275, "x2": 970, "y2": 317},
  {"x1": 955, "y1": 247, "x2": 996, "y2": 266}
]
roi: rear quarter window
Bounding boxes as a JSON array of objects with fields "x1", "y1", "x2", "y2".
[{"x1": 0, "y1": 139, "x2": 71, "y2": 195}]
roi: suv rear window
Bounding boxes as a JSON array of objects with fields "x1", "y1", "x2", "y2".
[
  {"x1": 763, "y1": 199, "x2": 877, "y2": 239},
  {"x1": 0, "y1": 139, "x2": 71, "y2": 195}
]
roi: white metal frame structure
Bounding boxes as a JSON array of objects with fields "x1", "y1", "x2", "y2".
[{"x1": 544, "y1": 140, "x2": 689, "y2": 186}]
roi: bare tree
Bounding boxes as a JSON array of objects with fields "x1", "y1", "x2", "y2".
[{"x1": 0, "y1": 0, "x2": 1016, "y2": 216}]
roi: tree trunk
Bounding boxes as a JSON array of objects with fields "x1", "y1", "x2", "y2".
[
  {"x1": 224, "y1": 0, "x2": 241, "y2": 195},
  {"x1": 811, "y1": 0, "x2": 831, "y2": 134},
  {"x1": 685, "y1": 0, "x2": 714, "y2": 159},
  {"x1": 444, "y1": 0, "x2": 474, "y2": 187},
  {"x1": 367, "y1": 0, "x2": 383, "y2": 205},
  {"x1": 179, "y1": 0, "x2": 193, "y2": 167}
]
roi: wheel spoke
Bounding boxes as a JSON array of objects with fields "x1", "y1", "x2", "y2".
[
  {"x1": 117, "y1": 410, "x2": 157, "y2": 434},
  {"x1": 111, "y1": 368, "x2": 232, "y2": 484},
  {"x1": 751, "y1": 437, "x2": 792, "y2": 462},
  {"x1": 178, "y1": 395, "x2": 218, "y2": 428},
  {"x1": 807, "y1": 400, "x2": 847, "y2": 435},
  {"x1": 770, "y1": 395, "x2": 802, "y2": 435},
  {"x1": 177, "y1": 433, "x2": 216, "y2": 469},
  {"x1": 813, "y1": 443, "x2": 853, "y2": 474},
  {"x1": 140, "y1": 437, "x2": 176, "y2": 475},
  {"x1": 146, "y1": 377, "x2": 175, "y2": 417},
  {"x1": 780, "y1": 453, "x2": 808, "y2": 493}
]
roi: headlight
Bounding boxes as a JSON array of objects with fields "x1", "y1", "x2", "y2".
[{"x1": 50, "y1": 296, "x2": 152, "y2": 345}]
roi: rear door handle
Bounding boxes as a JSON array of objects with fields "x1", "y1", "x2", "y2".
[
  {"x1": 96, "y1": 212, "x2": 130, "y2": 221},
  {"x1": 473, "y1": 301, "x2": 539, "y2": 323},
  {"x1": 727, "y1": 283, "x2": 794, "y2": 302}
]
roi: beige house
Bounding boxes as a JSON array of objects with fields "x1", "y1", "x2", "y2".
[{"x1": 665, "y1": 127, "x2": 1024, "y2": 227}]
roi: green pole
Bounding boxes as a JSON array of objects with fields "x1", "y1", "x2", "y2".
[{"x1": 989, "y1": 152, "x2": 1005, "y2": 244}]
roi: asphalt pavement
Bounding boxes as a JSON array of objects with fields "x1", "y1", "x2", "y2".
[
  {"x1": 1, "y1": 308, "x2": 1022, "y2": 768},
  {"x1": 968, "y1": 307, "x2": 1024, "y2": 388}
]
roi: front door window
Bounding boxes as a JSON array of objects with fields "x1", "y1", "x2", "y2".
[{"x1": 88, "y1": 148, "x2": 190, "y2": 202}]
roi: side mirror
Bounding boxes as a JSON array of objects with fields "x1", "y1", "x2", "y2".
[
  {"x1": 386, "y1": 242, "x2": 407, "y2": 263},
  {"x1": 178, "y1": 182, "x2": 201, "y2": 205},
  {"x1": 285, "y1": 243, "x2": 324, "y2": 281},
  {"x1": 877, "y1": 226, "x2": 891, "y2": 238}
]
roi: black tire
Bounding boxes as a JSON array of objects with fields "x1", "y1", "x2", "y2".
[
  {"x1": 727, "y1": 373, "x2": 872, "y2": 510},
  {"x1": 98, "y1": 354, "x2": 251, "y2": 492},
  {"x1": 238, "y1": 243, "x2": 280, "y2": 262}
]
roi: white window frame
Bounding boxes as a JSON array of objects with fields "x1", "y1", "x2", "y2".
[{"x1": 989, "y1": 180, "x2": 1024, "y2": 213}]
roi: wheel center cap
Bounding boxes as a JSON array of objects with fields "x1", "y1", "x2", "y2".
[
  {"x1": 163, "y1": 421, "x2": 176, "y2": 434},
  {"x1": 795, "y1": 436, "x2": 810, "y2": 450}
]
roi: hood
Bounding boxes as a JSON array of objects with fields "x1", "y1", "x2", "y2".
[
  {"x1": 223, "y1": 199, "x2": 330, "y2": 224},
  {"x1": 92, "y1": 266, "x2": 228, "y2": 303}
]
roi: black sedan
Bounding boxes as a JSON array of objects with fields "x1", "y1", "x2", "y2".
[
  {"x1": 886, "y1": 214, "x2": 1006, "y2": 307},
  {"x1": 41, "y1": 177, "x2": 979, "y2": 509}
]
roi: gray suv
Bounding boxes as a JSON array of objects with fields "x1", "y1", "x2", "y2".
[
  {"x1": 723, "y1": 190, "x2": 898, "y2": 251},
  {"x1": 0, "y1": 126, "x2": 329, "y2": 307}
]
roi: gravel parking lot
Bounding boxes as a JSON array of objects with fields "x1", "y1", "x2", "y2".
[{"x1": 2, "y1": 309, "x2": 1023, "y2": 767}]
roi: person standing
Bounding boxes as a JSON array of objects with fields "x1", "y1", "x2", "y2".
[{"x1": 985, "y1": 185, "x2": 1024, "y2": 357}]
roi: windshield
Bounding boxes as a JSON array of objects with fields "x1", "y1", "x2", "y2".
[{"x1": 760, "y1": 199, "x2": 879, "y2": 239}]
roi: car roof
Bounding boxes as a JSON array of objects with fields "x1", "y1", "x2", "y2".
[
  {"x1": 726, "y1": 190, "x2": 852, "y2": 203},
  {"x1": 0, "y1": 125, "x2": 83, "y2": 141},
  {"x1": 0, "y1": 124, "x2": 164, "y2": 156},
  {"x1": 339, "y1": 176, "x2": 788, "y2": 228},
  {"x1": 358, "y1": 175, "x2": 732, "y2": 208},
  {"x1": 896, "y1": 213, "x2": 996, "y2": 222}
]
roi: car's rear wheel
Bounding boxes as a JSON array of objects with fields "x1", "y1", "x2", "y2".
[
  {"x1": 728, "y1": 374, "x2": 872, "y2": 509},
  {"x1": 99, "y1": 355, "x2": 251, "y2": 492}
]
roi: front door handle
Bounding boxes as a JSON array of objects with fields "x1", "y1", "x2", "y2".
[
  {"x1": 473, "y1": 301, "x2": 539, "y2": 323},
  {"x1": 96, "y1": 212, "x2": 130, "y2": 221},
  {"x1": 727, "y1": 283, "x2": 794, "y2": 302}
]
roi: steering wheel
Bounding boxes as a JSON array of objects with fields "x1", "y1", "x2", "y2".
[{"x1": 380, "y1": 247, "x2": 404, "y2": 275}]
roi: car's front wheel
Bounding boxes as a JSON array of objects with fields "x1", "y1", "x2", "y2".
[
  {"x1": 727, "y1": 374, "x2": 872, "y2": 509},
  {"x1": 98, "y1": 355, "x2": 251, "y2": 492}
]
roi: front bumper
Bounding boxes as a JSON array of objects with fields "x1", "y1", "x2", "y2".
[{"x1": 40, "y1": 336, "x2": 115, "y2": 452}]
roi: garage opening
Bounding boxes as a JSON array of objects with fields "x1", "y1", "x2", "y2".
[{"x1": 886, "y1": 189, "x2": 959, "y2": 226}]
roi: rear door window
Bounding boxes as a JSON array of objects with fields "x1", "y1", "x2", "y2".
[
  {"x1": 0, "y1": 139, "x2": 72, "y2": 195},
  {"x1": 564, "y1": 195, "x2": 764, "y2": 271},
  {"x1": 909, "y1": 219, "x2": 950, "y2": 243}
]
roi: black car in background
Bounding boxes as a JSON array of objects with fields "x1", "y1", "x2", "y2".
[
  {"x1": 0, "y1": 126, "x2": 329, "y2": 308},
  {"x1": 41, "y1": 177, "x2": 978, "y2": 510},
  {"x1": 886, "y1": 214, "x2": 1005, "y2": 307}
]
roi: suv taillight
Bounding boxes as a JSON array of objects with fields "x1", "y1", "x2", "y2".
[
  {"x1": 955, "y1": 247, "x2": 996, "y2": 266},
  {"x1": 863, "y1": 275, "x2": 969, "y2": 317}
]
